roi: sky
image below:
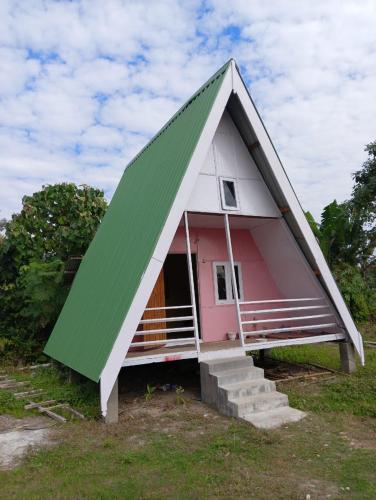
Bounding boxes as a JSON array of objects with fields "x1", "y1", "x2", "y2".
[{"x1": 1, "y1": 0, "x2": 375, "y2": 222}]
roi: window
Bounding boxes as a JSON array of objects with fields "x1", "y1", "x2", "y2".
[
  {"x1": 219, "y1": 177, "x2": 239, "y2": 211},
  {"x1": 213, "y1": 262, "x2": 243, "y2": 304}
]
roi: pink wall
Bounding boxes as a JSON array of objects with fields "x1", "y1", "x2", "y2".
[{"x1": 168, "y1": 227, "x2": 281, "y2": 342}]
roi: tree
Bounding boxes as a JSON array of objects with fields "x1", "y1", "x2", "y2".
[
  {"x1": 333, "y1": 263, "x2": 373, "y2": 322},
  {"x1": 318, "y1": 201, "x2": 351, "y2": 267},
  {"x1": 1, "y1": 183, "x2": 107, "y2": 276},
  {"x1": 352, "y1": 141, "x2": 376, "y2": 224},
  {"x1": 0, "y1": 183, "x2": 107, "y2": 360},
  {"x1": 305, "y1": 142, "x2": 376, "y2": 322},
  {"x1": 351, "y1": 141, "x2": 376, "y2": 279},
  {"x1": 305, "y1": 211, "x2": 321, "y2": 240}
]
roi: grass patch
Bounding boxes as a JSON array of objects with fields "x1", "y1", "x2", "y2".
[
  {"x1": 1, "y1": 412, "x2": 375, "y2": 499},
  {"x1": 268, "y1": 324, "x2": 376, "y2": 417},
  {"x1": 1, "y1": 325, "x2": 376, "y2": 498},
  {"x1": 0, "y1": 365, "x2": 99, "y2": 419},
  {"x1": 0, "y1": 390, "x2": 26, "y2": 418},
  {"x1": 267, "y1": 341, "x2": 341, "y2": 371},
  {"x1": 358, "y1": 321, "x2": 376, "y2": 342}
]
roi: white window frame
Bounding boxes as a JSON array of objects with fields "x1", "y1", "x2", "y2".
[
  {"x1": 219, "y1": 176, "x2": 240, "y2": 211},
  {"x1": 213, "y1": 261, "x2": 244, "y2": 305}
]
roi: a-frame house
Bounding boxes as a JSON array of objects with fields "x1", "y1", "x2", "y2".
[{"x1": 45, "y1": 60, "x2": 364, "y2": 426}]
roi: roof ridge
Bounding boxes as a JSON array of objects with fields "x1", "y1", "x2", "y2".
[{"x1": 126, "y1": 59, "x2": 232, "y2": 170}]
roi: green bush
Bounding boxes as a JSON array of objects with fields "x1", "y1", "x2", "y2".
[
  {"x1": 0, "y1": 183, "x2": 107, "y2": 361},
  {"x1": 333, "y1": 263, "x2": 373, "y2": 322}
]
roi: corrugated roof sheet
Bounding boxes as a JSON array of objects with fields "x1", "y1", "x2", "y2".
[{"x1": 44, "y1": 61, "x2": 230, "y2": 381}]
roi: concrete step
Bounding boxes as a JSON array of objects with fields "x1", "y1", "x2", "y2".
[
  {"x1": 214, "y1": 366, "x2": 264, "y2": 385},
  {"x1": 228, "y1": 391, "x2": 288, "y2": 417},
  {"x1": 243, "y1": 407, "x2": 306, "y2": 430},
  {"x1": 219, "y1": 378, "x2": 276, "y2": 399},
  {"x1": 207, "y1": 356, "x2": 254, "y2": 374},
  {"x1": 200, "y1": 355, "x2": 307, "y2": 429}
]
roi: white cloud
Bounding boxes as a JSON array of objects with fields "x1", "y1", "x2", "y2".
[
  {"x1": 100, "y1": 93, "x2": 179, "y2": 135},
  {"x1": 80, "y1": 125, "x2": 124, "y2": 149},
  {"x1": 0, "y1": 47, "x2": 40, "y2": 95},
  {"x1": 0, "y1": 0, "x2": 375, "y2": 222},
  {"x1": 75, "y1": 60, "x2": 131, "y2": 95}
]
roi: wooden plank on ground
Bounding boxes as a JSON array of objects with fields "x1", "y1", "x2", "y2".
[
  {"x1": 44, "y1": 403, "x2": 85, "y2": 420},
  {"x1": 302, "y1": 361, "x2": 345, "y2": 375},
  {"x1": 38, "y1": 407, "x2": 67, "y2": 423},
  {"x1": 25, "y1": 400, "x2": 56, "y2": 410},
  {"x1": 274, "y1": 371, "x2": 333, "y2": 383},
  {"x1": 17, "y1": 363, "x2": 52, "y2": 371},
  {"x1": 0, "y1": 381, "x2": 29, "y2": 389},
  {"x1": 14, "y1": 389, "x2": 44, "y2": 398},
  {"x1": 64, "y1": 406, "x2": 86, "y2": 420},
  {"x1": 365, "y1": 341, "x2": 376, "y2": 348},
  {"x1": 43, "y1": 404, "x2": 68, "y2": 410}
]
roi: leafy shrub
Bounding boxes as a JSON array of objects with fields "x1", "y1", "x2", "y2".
[
  {"x1": 333, "y1": 263, "x2": 372, "y2": 322},
  {"x1": 0, "y1": 183, "x2": 107, "y2": 361}
]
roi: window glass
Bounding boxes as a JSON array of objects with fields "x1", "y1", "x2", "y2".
[
  {"x1": 216, "y1": 265, "x2": 227, "y2": 300},
  {"x1": 231, "y1": 264, "x2": 241, "y2": 299},
  {"x1": 223, "y1": 180, "x2": 237, "y2": 208}
]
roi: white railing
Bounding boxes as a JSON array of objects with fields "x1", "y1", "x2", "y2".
[
  {"x1": 130, "y1": 305, "x2": 198, "y2": 348},
  {"x1": 239, "y1": 297, "x2": 338, "y2": 339}
]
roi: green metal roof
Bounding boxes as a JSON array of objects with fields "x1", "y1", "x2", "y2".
[{"x1": 44, "y1": 61, "x2": 230, "y2": 381}]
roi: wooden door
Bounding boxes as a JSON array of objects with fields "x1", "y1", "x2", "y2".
[{"x1": 141, "y1": 269, "x2": 166, "y2": 346}]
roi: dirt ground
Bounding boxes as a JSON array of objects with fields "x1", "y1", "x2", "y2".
[
  {"x1": 0, "y1": 415, "x2": 56, "y2": 470},
  {"x1": 116, "y1": 356, "x2": 330, "y2": 415},
  {"x1": 255, "y1": 356, "x2": 329, "y2": 380},
  {"x1": 0, "y1": 357, "x2": 332, "y2": 471}
]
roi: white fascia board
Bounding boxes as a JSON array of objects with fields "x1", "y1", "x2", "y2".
[
  {"x1": 99, "y1": 67, "x2": 233, "y2": 415},
  {"x1": 122, "y1": 350, "x2": 198, "y2": 367},
  {"x1": 232, "y1": 65, "x2": 364, "y2": 363}
]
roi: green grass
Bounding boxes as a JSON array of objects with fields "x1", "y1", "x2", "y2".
[
  {"x1": 0, "y1": 390, "x2": 26, "y2": 418},
  {"x1": 1, "y1": 409, "x2": 376, "y2": 498},
  {"x1": 268, "y1": 324, "x2": 376, "y2": 417},
  {"x1": 1, "y1": 325, "x2": 376, "y2": 498},
  {"x1": 0, "y1": 365, "x2": 99, "y2": 419},
  {"x1": 268, "y1": 341, "x2": 342, "y2": 371}
]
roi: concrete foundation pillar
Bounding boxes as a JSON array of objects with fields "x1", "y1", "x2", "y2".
[
  {"x1": 105, "y1": 378, "x2": 119, "y2": 424},
  {"x1": 339, "y1": 342, "x2": 356, "y2": 374}
]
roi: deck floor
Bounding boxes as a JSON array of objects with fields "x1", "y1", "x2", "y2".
[{"x1": 125, "y1": 331, "x2": 343, "y2": 362}]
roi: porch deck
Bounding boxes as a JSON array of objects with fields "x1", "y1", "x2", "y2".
[{"x1": 123, "y1": 330, "x2": 346, "y2": 367}]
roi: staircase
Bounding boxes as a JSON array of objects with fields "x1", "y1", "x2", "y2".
[{"x1": 200, "y1": 355, "x2": 306, "y2": 429}]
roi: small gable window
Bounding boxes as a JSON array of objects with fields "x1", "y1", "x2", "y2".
[{"x1": 219, "y1": 177, "x2": 239, "y2": 211}]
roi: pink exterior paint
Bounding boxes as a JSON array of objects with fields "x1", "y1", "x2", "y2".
[{"x1": 168, "y1": 226, "x2": 281, "y2": 342}]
